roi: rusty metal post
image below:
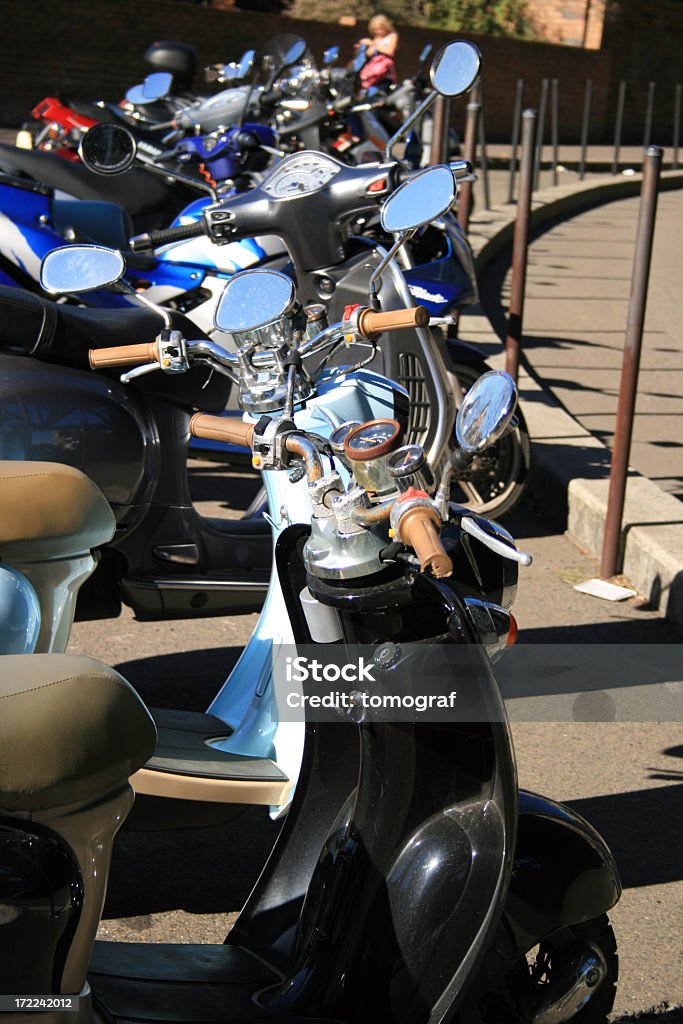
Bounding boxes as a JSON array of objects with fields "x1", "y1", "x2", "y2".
[
  {"x1": 505, "y1": 109, "x2": 537, "y2": 384},
  {"x1": 440, "y1": 97, "x2": 452, "y2": 163},
  {"x1": 579, "y1": 79, "x2": 592, "y2": 180},
  {"x1": 673, "y1": 83, "x2": 681, "y2": 170},
  {"x1": 457, "y1": 83, "x2": 481, "y2": 234},
  {"x1": 477, "y1": 81, "x2": 491, "y2": 210},
  {"x1": 600, "y1": 146, "x2": 663, "y2": 578},
  {"x1": 533, "y1": 78, "x2": 548, "y2": 191},
  {"x1": 551, "y1": 79, "x2": 559, "y2": 186},
  {"x1": 642, "y1": 81, "x2": 655, "y2": 150},
  {"x1": 611, "y1": 80, "x2": 626, "y2": 174},
  {"x1": 507, "y1": 78, "x2": 524, "y2": 203},
  {"x1": 429, "y1": 95, "x2": 447, "y2": 166}
]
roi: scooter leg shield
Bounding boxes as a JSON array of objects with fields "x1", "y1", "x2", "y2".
[{"x1": 503, "y1": 789, "x2": 622, "y2": 955}]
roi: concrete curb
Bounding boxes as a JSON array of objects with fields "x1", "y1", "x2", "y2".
[{"x1": 463, "y1": 170, "x2": 683, "y2": 630}]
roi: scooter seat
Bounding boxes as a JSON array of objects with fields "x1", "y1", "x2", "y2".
[
  {"x1": 0, "y1": 654, "x2": 156, "y2": 812},
  {"x1": 0, "y1": 461, "x2": 115, "y2": 561}
]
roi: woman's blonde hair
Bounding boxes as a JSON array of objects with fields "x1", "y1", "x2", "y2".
[{"x1": 368, "y1": 13, "x2": 394, "y2": 34}]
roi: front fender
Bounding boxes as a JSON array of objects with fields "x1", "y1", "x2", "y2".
[{"x1": 504, "y1": 789, "x2": 622, "y2": 952}]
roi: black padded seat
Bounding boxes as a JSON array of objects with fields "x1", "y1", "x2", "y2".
[
  {"x1": 0, "y1": 461, "x2": 115, "y2": 560},
  {"x1": 0, "y1": 655, "x2": 156, "y2": 812}
]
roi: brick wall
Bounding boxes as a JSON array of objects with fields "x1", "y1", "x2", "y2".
[
  {"x1": 0, "y1": 0, "x2": 614, "y2": 143},
  {"x1": 601, "y1": 0, "x2": 683, "y2": 144},
  {"x1": 525, "y1": 0, "x2": 607, "y2": 48}
]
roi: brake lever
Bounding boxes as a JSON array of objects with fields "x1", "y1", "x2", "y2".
[
  {"x1": 459, "y1": 515, "x2": 533, "y2": 567},
  {"x1": 121, "y1": 362, "x2": 161, "y2": 383}
]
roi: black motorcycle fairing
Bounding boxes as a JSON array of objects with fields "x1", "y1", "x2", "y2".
[
  {"x1": 0, "y1": 286, "x2": 230, "y2": 412},
  {"x1": 0, "y1": 144, "x2": 187, "y2": 226},
  {"x1": 52, "y1": 197, "x2": 134, "y2": 251}
]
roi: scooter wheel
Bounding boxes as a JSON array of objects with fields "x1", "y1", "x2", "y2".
[
  {"x1": 493, "y1": 915, "x2": 619, "y2": 1024},
  {"x1": 448, "y1": 361, "x2": 531, "y2": 521}
]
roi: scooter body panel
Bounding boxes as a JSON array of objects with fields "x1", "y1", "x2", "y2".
[
  {"x1": 207, "y1": 370, "x2": 409, "y2": 788},
  {"x1": 505, "y1": 788, "x2": 622, "y2": 951}
]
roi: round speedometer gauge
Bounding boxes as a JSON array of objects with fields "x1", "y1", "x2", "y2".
[
  {"x1": 263, "y1": 153, "x2": 341, "y2": 199},
  {"x1": 344, "y1": 419, "x2": 403, "y2": 461}
]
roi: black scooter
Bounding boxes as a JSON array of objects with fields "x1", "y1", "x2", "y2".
[{"x1": 0, "y1": 368, "x2": 620, "y2": 1023}]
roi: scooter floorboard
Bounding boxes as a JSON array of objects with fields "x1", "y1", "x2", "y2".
[
  {"x1": 89, "y1": 942, "x2": 341, "y2": 1023},
  {"x1": 131, "y1": 709, "x2": 290, "y2": 808}
]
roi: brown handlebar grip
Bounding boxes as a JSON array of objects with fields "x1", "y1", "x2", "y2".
[
  {"x1": 88, "y1": 342, "x2": 159, "y2": 370},
  {"x1": 189, "y1": 414, "x2": 255, "y2": 448},
  {"x1": 356, "y1": 305, "x2": 429, "y2": 338},
  {"x1": 396, "y1": 505, "x2": 453, "y2": 579}
]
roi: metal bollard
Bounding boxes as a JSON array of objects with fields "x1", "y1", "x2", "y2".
[
  {"x1": 579, "y1": 80, "x2": 592, "y2": 181},
  {"x1": 505, "y1": 109, "x2": 537, "y2": 384},
  {"x1": 429, "y1": 95, "x2": 447, "y2": 167},
  {"x1": 643, "y1": 81, "x2": 656, "y2": 150},
  {"x1": 507, "y1": 78, "x2": 524, "y2": 204},
  {"x1": 533, "y1": 79, "x2": 548, "y2": 191},
  {"x1": 551, "y1": 79, "x2": 559, "y2": 187},
  {"x1": 611, "y1": 80, "x2": 626, "y2": 175},
  {"x1": 477, "y1": 81, "x2": 491, "y2": 210},
  {"x1": 457, "y1": 83, "x2": 481, "y2": 234},
  {"x1": 600, "y1": 146, "x2": 663, "y2": 579},
  {"x1": 673, "y1": 83, "x2": 681, "y2": 170}
]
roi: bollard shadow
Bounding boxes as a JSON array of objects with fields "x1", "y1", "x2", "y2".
[
  {"x1": 612, "y1": 1009, "x2": 683, "y2": 1024},
  {"x1": 567, "y1": 782, "x2": 683, "y2": 889}
]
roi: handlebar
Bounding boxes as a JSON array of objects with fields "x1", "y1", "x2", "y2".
[
  {"x1": 89, "y1": 342, "x2": 158, "y2": 370},
  {"x1": 189, "y1": 413, "x2": 255, "y2": 448},
  {"x1": 395, "y1": 504, "x2": 453, "y2": 578},
  {"x1": 130, "y1": 220, "x2": 206, "y2": 253},
  {"x1": 356, "y1": 305, "x2": 428, "y2": 338}
]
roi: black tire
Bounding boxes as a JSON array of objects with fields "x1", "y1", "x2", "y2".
[
  {"x1": 448, "y1": 361, "x2": 531, "y2": 520},
  {"x1": 492, "y1": 915, "x2": 619, "y2": 1024}
]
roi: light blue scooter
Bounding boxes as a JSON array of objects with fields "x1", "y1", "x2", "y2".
[{"x1": 35, "y1": 146, "x2": 464, "y2": 827}]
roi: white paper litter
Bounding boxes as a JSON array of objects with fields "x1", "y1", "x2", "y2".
[{"x1": 573, "y1": 578, "x2": 637, "y2": 602}]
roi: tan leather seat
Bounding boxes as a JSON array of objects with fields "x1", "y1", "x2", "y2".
[
  {"x1": 0, "y1": 654, "x2": 156, "y2": 811},
  {"x1": 0, "y1": 462, "x2": 115, "y2": 560}
]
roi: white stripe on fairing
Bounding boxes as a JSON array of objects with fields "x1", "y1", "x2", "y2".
[{"x1": 0, "y1": 211, "x2": 43, "y2": 281}]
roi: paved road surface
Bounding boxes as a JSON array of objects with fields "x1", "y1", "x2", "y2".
[{"x1": 479, "y1": 189, "x2": 683, "y2": 499}]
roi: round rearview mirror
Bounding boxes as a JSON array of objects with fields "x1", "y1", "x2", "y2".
[
  {"x1": 126, "y1": 71, "x2": 173, "y2": 106},
  {"x1": 214, "y1": 269, "x2": 296, "y2": 337},
  {"x1": 430, "y1": 40, "x2": 481, "y2": 98},
  {"x1": 455, "y1": 371, "x2": 517, "y2": 453},
  {"x1": 79, "y1": 123, "x2": 137, "y2": 175},
  {"x1": 380, "y1": 164, "x2": 456, "y2": 234},
  {"x1": 282, "y1": 39, "x2": 307, "y2": 69},
  {"x1": 40, "y1": 244, "x2": 126, "y2": 295}
]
